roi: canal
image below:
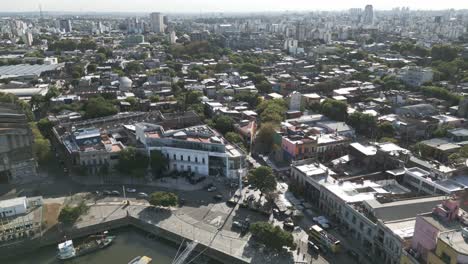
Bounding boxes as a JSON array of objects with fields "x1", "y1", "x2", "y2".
[{"x1": 8, "y1": 227, "x2": 215, "y2": 264}]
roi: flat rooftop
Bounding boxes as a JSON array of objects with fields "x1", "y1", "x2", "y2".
[
  {"x1": 439, "y1": 229, "x2": 468, "y2": 255},
  {"x1": 324, "y1": 180, "x2": 389, "y2": 203},
  {"x1": 0, "y1": 63, "x2": 64, "y2": 78},
  {"x1": 365, "y1": 196, "x2": 447, "y2": 222},
  {"x1": 385, "y1": 219, "x2": 416, "y2": 240},
  {"x1": 0, "y1": 196, "x2": 26, "y2": 208}
]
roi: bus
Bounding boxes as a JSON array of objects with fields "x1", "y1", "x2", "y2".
[{"x1": 308, "y1": 225, "x2": 341, "y2": 253}]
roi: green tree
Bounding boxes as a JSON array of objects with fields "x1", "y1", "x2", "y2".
[
  {"x1": 125, "y1": 61, "x2": 144, "y2": 75},
  {"x1": 234, "y1": 92, "x2": 261, "y2": 108},
  {"x1": 87, "y1": 63, "x2": 97, "y2": 73},
  {"x1": 225, "y1": 132, "x2": 244, "y2": 145},
  {"x1": 381, "y1": 75, "x2": 404, "y2": 90},
  {"x1": 84, "y1": 96, "x2": 118, "y2": 119},
  {"x1": 320, "y1": 99, "x2": 348, "y2": 121},
  {"x1": 30, "y1": 122, "x2": 51, "y2": 164},
  {"x1": 421, "y1": 86, "x2": 461, "y2": 105},
  {"x1": 77, "y1": 38, "x2": 97, "y2": 51},
  {"x1": 255, "y1": 123, "x2": 277, "y2": 154},
  {"x1": 250, "y1": 222, "x2": 296, "y2": 251},
  {"x1": 150, "y1": 150, "x2": 169, "y2": 177},
  {"x1": 432, "y1": 125, "x2": 453, "y2": 138},
  {"x1": 256, "y1": 80, "x2": 272, "y2": 94},
  {"x1": 116, "y1": 147, "x2": 149, "y2": 174},
  {"x1": 248, "y1": 166, "x2": 277, "y2": 195},
  {"x1": 149, "y1": 191, "x2": 178, "y2": 207},
  {"x1": 377, "y1": 122, "x2": 395, "y2": 138},
  {"x1": 347, "y1": 112, "x2": 377, "y2": 137},
  {"x1": 257, "y1": 99, "x2": 286, "y2": 124},
  {"x1": 58, "y1": 201, "x2": 89, "y2": 225},
  {"x1": 213, "y1": 115, "x2": 234, "y2": 134},
  {"x1": 431, "y1": 44, "x2": 460, "y2": 62},
  {"x1": 37, "y1": 118, "x2": 54, "y2": 139}
]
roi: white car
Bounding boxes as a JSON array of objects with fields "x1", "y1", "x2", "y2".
[
  {"x1": 137, "y1": 192, "x2": 149, "y2": 198},
  {"x1": 126, "y1": 188, "x2": 137, "y2": 193},
  {"x1": 207, "y1": 186, "x2": 217, "y2": 192},
  {"x1": 313, "y1": 216, "x2": 329, "y2": 223}
]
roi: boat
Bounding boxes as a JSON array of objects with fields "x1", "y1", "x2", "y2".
[
  {"x1": 57, "y1": 231, "x2": 115, "y2": 260},
  {"x1": 128, "y1": 256, "x2": 153, "y2": 264}
]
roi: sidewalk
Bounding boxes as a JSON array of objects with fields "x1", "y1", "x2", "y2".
[{"x1": 70, "y1": 173, "x2": 210, "y2": 191}]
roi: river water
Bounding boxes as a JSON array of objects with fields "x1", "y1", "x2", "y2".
[{"x1": 7, "y1": 227, "x2": 213, "y2": 264}]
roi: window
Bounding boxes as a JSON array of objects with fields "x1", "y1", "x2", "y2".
[
  {"x1": 352, "y1": 215, "x2": 356, "y2": 224},
  {"x1": 202, "y1": 158, "x2": 205, "y2": 164},
  {"x1": 195, "y1": 157, "x2": 198, "y2": 163},
  {"x1": 188, "y1": 156, "x2": 191, "y2": 162},
  {"x1": 181, "y1": 155, "x2": 184, "y2": 161},
  {"x1": 173, "y1": 164, "x2": 177, "y2": 170},
  {"x1": 173, "y1": 154, "x2": 176, "y2": 160},
  {"x1": 166, "y1": 153, "x2": 169, "y2": 159},
  {"x1": 359, "y1": 222, "x2": 364, "y2": 231},
  {"x1": 181, "y1": 165, "x2": 184, "y2": 171}
]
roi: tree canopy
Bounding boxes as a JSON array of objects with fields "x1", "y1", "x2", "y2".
[
  {"x1": 255, "y1": 123, "x2": 277, "y2": 154},
  {"x1": 250, "y1": 222, "x2": 296, "y2": 251},
  {"x1": 149, "y1": 191, "x2": 178, "y2": 207},
  {"x1": 212, "y1": 115, "x2": 234, "y2": 135},
  {"x1": 58, "y1": 201, "x2": 89, "y2": 225},
  {"x1": 431, "y1": 44, "x2": 460, "y2": 62},
  {"x1": 421, "y1": 86, "x2": 462, "y2": 105},
  {"x1": 248, "y1": 166, "x2": 277, "y2": 194},
  {"x1": 150, "y1": 150, "x2": 169, "y2": 178},
  {"x1": 116, "y1": 147, "x2": 149, "y2": 175},
  {"x1": 347, "y1": 112, "x2": 377, "y2": 137},
  {"x1": 257, "y1": 99, "x2": 286, "y2": 124},
  {"x1": 320, "y1": 99, "x2": 348, "y2": 122},
  {"x1": 83, "y1": 96, "x2": 118, "y2": 119}
]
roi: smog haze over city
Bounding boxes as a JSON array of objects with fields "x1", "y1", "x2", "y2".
[
  {"x1": 2, "y1": 0, "x2": 468, "y2": 12},
  {"x1": 0, "y1": 1, "x2": 467, "y2": 264}
]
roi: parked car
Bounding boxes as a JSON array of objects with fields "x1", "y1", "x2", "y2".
[
  {"x1": 232, "y1": 221, "x2": 243, "y2": 229},
  {"x1": 103, "y1": 190, "x2": 111, "y2": 195},
  {"x1": 138, "y1": 192, "x2": 149, "y2": 198},
  {"x1": 126, "y1": 188, "x2": 137, "y2": 193},
  {"x1": 111, "y1": 190, "x2": 120, "y2": 196},
  {"x1": 207, "y1": 186, "x2": 217, "y2": 192},
  {"x1": 213, "y1": 194, "x2": 223, "y2": 200},
  {"x1": 308, "y1": 241, "x2": 320, "y2": 252}
]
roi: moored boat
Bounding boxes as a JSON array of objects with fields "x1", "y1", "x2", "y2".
[
  {"x1": 128, "y1": 255, "x2": 153, "y2": 264},
  {"x1": 57, "y1": 231, "x2": 115, "y2": 260}
]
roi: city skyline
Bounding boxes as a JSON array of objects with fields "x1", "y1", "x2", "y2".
[{"x1": 3, "y1": 0, "x2": 468, "y2": 13}]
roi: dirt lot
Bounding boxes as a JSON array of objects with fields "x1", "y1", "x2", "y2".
[{"x1": 42, "y1": 203, "x2": 62, "y2": 230}]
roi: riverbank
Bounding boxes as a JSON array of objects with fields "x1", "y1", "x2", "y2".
[
  {"x1": 0, "y1": 203, "x2": 251, "y2": 264},
  {"x1": 6, "y1": 226, "x2": 210, "y2": 264}
]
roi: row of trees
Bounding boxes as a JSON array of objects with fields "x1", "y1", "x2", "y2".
[
  {"x1": 48, "y1": 38, "x2": 97, "y2": 52},
  {"x1": 116, "y1": 147, "x2": 169, "y2": 178}
]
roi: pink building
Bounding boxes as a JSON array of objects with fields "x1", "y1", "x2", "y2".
[{"x1": 410, "y1": 199, "x2": 460, "y2": 261}]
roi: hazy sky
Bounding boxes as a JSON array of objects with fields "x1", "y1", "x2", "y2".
[{"x1": 4, "y1": 0, "x2": 468, "y2": 13}]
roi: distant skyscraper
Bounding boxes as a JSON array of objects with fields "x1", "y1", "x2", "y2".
[
  {"x1": 22, "y1": 31, "x2": 33, "y2": 46},
  {"x1": 59, "y1": 19, "x2": 72, "y2": 33},
  {"x1": 150, "y1": 12, "x2": 165, "y2": 33},
  {"x1": 363, "y1": 4, "x2": 374, "y2": 25}
]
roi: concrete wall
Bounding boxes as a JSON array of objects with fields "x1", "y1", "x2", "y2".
[{"x1": 410, "y1": 215, "x2": 439, "y2": 261}]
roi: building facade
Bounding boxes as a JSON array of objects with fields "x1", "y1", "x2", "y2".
[{"x1": 136, "y1": 123, "x2": 246, "y2": 179}]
